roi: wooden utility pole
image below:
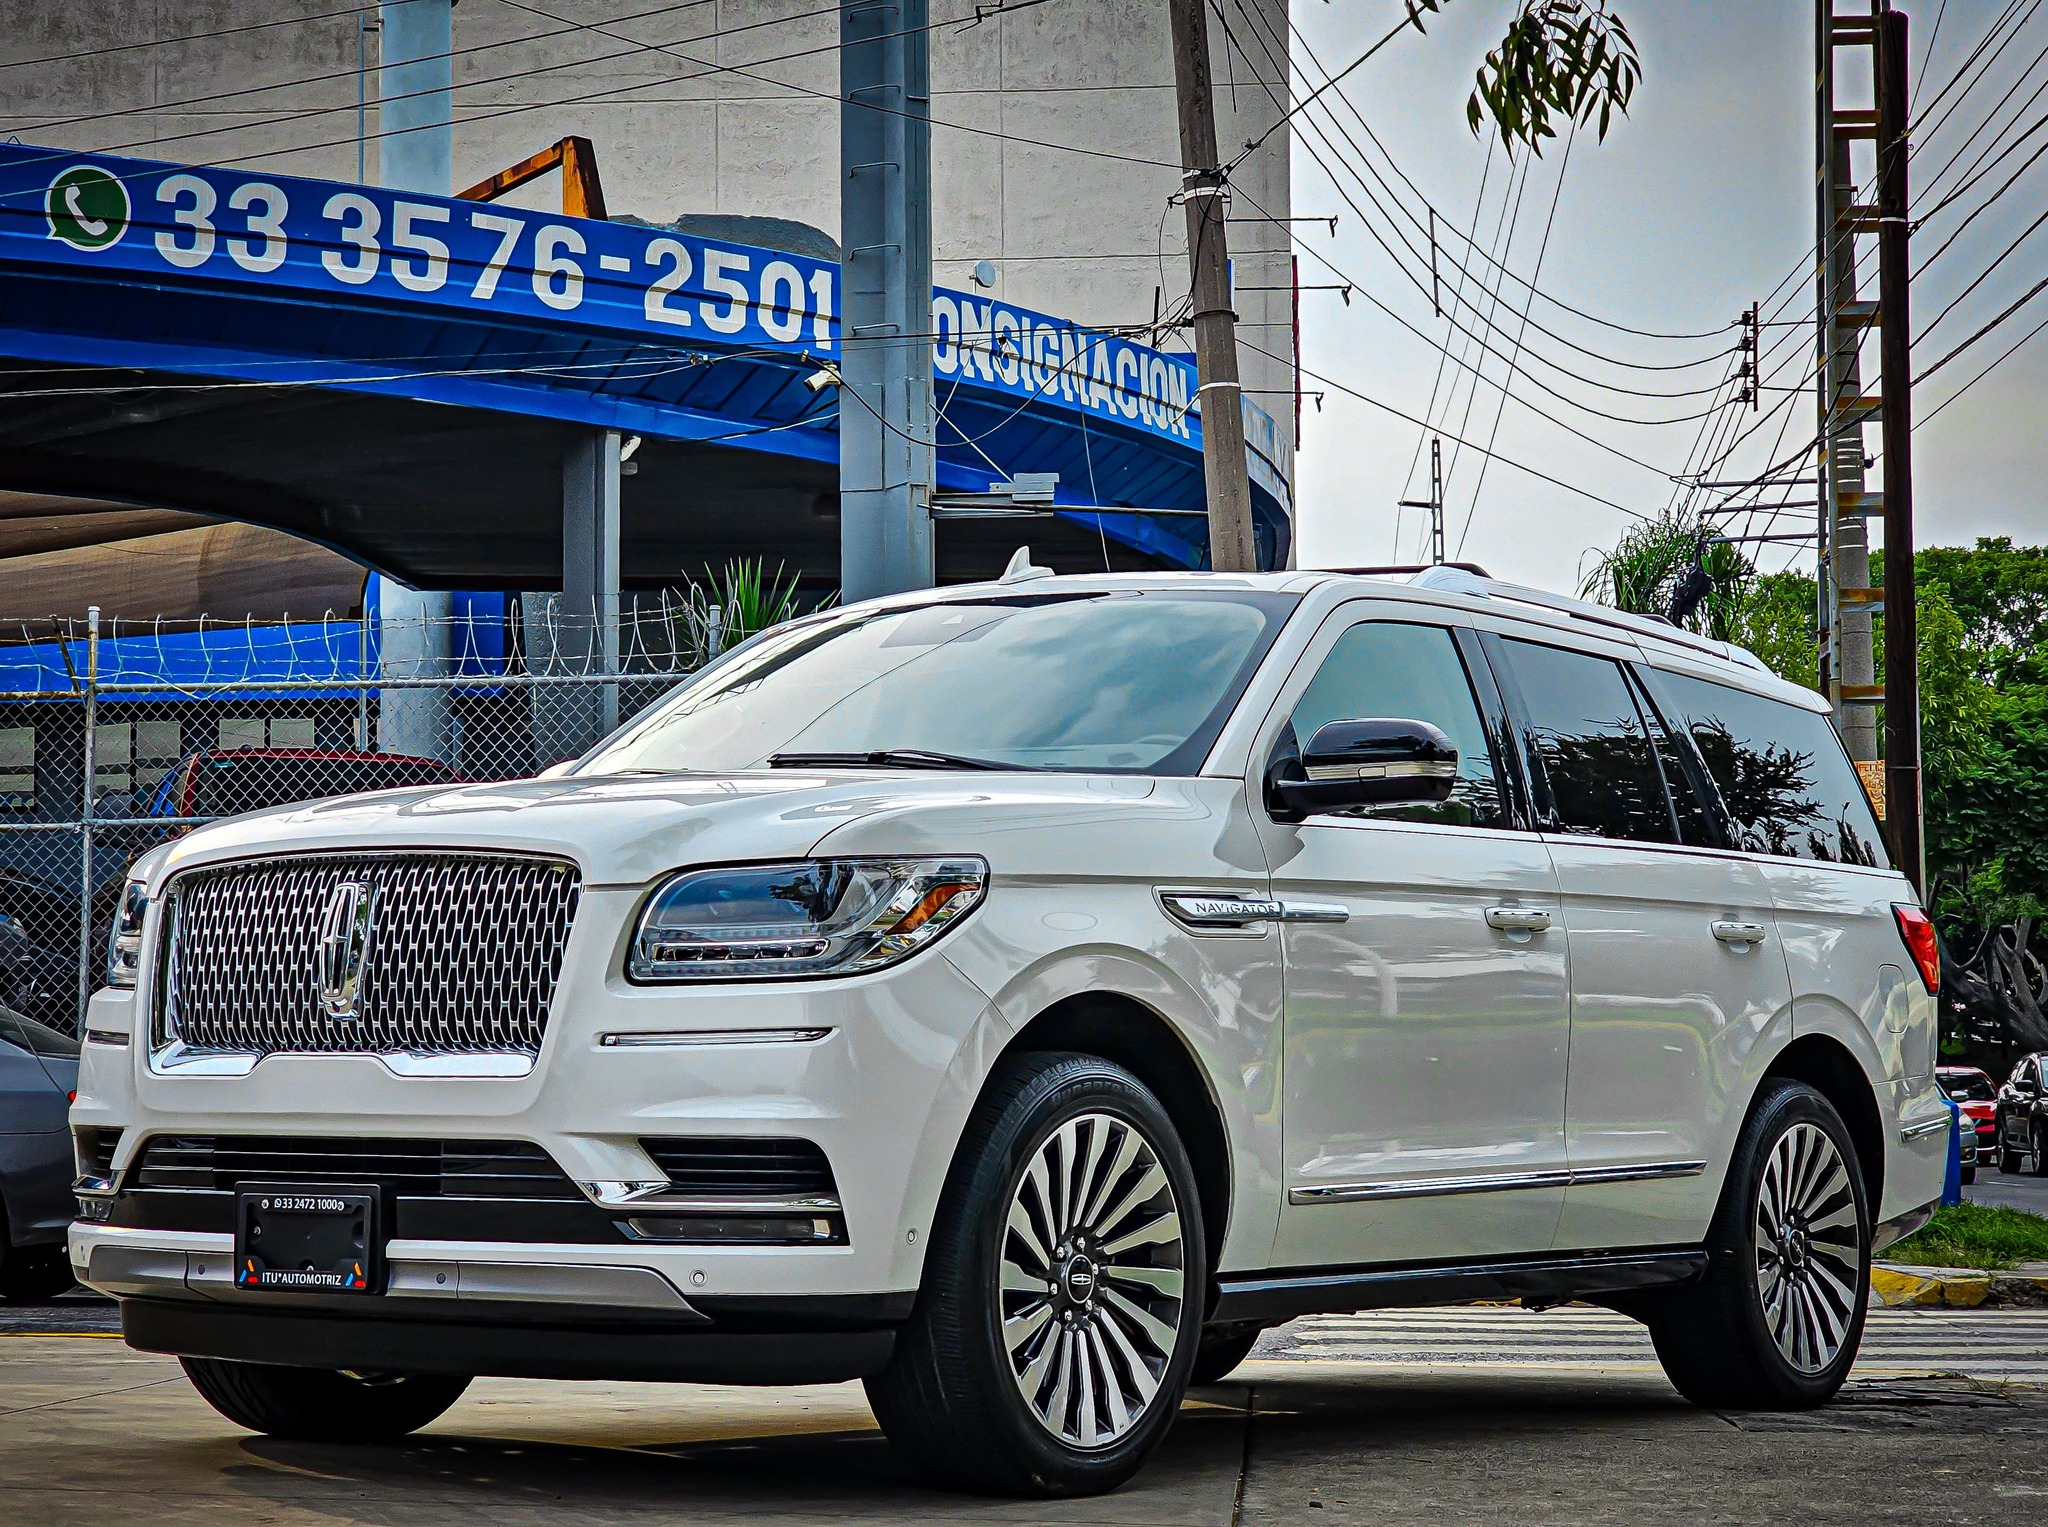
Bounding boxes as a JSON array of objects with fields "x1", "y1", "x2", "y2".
[
  {"x1": 1168, "y1": 0, "x2": 1259, "y2": 572},
  {"x1": 1877, "y1": 7, "x2": 1923, "y2": 890}
]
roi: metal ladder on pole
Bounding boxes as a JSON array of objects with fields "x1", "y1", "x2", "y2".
[{"x1": 1815, "y1": 1, "x2": 1885, "y2": 789}]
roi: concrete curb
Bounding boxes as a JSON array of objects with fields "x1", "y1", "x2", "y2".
[{"x1": 1870, "y1": 1261, "x2": 2048, "y2": 1309}]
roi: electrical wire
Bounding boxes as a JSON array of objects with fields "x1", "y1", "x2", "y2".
[
  {"x1": 0, "y1": 3, "x2": 377, "y2": 73},
  {"x1": 1234, "y1": 329, "x2": 1648, "y2": 521}
]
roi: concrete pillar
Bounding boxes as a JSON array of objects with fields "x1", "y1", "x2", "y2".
[
  {"x1": 375, "y1": 0, "x2": 455, "y2": 761},
  {"x1": 839, "y1": 0, "x2": 935, "y2": 601},
  {"x1": 529, "y1": 430, "x2": 622, "y2": 764}
]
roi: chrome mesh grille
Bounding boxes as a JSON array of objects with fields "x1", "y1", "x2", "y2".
[{"x1": 159, "y1": 853, "x2": 580, "y2": 1056}]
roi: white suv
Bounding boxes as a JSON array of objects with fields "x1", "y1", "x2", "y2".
[{"x1": 70, "y1": 566, "x2": 1947, "y2": 1496}]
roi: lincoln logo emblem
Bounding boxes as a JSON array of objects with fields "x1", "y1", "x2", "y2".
[{"x1": 316, "y1": 880, "x2": 379, "y2": 1021}]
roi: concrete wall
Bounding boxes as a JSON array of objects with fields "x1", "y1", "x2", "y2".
[{"x1": 1, "y1": 0, "x2": 1295, "y2": 470}]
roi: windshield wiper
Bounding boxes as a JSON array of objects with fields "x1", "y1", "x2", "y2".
[{"x1": 767, "y1": 748, "x2": 1023, "y2": 772}]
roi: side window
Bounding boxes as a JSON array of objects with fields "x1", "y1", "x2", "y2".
[
  {"x1": 1286, "y1": 621, "x2": 1505, "y2": 829},
  {"x1": 1630, "y1": 674, "x2": 1721, "y2": 848},
  {"x1": 1642, "y1": 669, "x2": 1889, "y2": 867},
  {"x1": 1495, "y1": 639, "x2": 1675, "y2": 844}
]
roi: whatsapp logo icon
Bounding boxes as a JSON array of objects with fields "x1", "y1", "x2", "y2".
[{"x1": 45, "y1": 165, "x2": 130, "y2": 252}]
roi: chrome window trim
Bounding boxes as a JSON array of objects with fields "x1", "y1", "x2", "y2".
[{"x1": 1289, "y1": 1160, "x2": 1707, "y2": 1205}]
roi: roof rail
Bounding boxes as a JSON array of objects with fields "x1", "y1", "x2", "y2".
[{"x1": 1401, "y1": 566, "x2": 1769, "y2": 672}]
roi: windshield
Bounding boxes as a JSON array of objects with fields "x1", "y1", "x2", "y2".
[
  {"x1": 580, "y1": 589, "x2": 1297, "y2": 776},
  {"x1": 1939, "y1": 1072, "x2": 1995, "y2": 1102}
]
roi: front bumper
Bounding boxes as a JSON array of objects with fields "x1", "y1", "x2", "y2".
[{"x1": 75, "y1": 893, "x2": 1008, "y2": 1327}]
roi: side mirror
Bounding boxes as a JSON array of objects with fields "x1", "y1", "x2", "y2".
[{"x1": 1268, "y1": 717, "x2": 1459, "y2": 821}]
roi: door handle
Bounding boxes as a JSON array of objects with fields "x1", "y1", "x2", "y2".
[
  {"x1": 1484, "y1": 906, "x2": 1552, "y2": 933},
  {"x1": 1711, "y1": 920, "x2": 1769, "y2": 946}
]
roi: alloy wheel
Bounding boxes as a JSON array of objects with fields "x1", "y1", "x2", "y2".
[
  {"x1": 998, "y1": 1111, "x2": 1187, "y2": 1450},
  {"x1": 1753, "y1": 1121, "x2": 1862, "y2": 1374}
]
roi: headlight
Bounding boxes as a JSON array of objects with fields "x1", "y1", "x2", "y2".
[
  {"x1": 105, "y1": 876, "x2": 149, "y2": 990},
  {"x1": 629, "y1": 857, "x2": 988, "y2": 982}
]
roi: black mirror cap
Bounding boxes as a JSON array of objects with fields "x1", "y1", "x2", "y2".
[{"x1": 1269, "y1": 717, "x2": 1459, "y2": 819}]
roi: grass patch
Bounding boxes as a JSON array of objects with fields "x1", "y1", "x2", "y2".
[{"x1": 1884, "y1": 1202, "x2": 2048, "y2": 1271}]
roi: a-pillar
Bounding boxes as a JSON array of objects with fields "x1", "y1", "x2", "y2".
[{"x1": 375, "y1": 0, "x2": 454, "y2": 761}]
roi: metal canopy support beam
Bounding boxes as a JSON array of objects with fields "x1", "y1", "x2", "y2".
[
  {"x1": 376, "y1": 0, "x2": 455, "y2": 762},
  {"x1": 533, "y1": 427, "x2": 623, "y2": 761},
  {"x1": 839, "y1": 0, "x2": 935, "y2": 602}
]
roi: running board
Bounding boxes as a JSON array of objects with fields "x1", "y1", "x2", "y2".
[{"x1": 1210, "y1": 1247, "x2": 1709, "y2": 1326}]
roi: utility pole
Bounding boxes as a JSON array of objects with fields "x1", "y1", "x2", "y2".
[
  {"x1": 1877, "y1": 7, "x2": 1923, "y2": 891},
  {"x1": 1168, "y1": 0, "x2": 1259, "y2": 572},
  {"x1": 839, "y1": 0, "x2": 935, "y2": 601},
  {"x1": 1399, "y1": 437, "x2": 1444, "y2": 566},
  {"x1": 1815, "y1": 0, "x2": 1880, "y2": 769}
]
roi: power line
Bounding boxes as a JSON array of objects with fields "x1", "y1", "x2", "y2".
[
  {"x1": 1235, "y1": 330, "x2": 1650, "y2": 521},
  {"x1": 0, "y1": 2, "x2": 376, "y2": 73},
  {"x1": 1276, "y1": 4, "x2": 1737, "y2": 345}
]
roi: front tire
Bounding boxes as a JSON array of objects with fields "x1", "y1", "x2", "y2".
[
  {"x1": 1645, "y1": 1080, "x2": 1869, "y2": 1410},
  {"x1": 180, "y1": 1358, "x2": 470, "y2": 1441},
  {"x1": 2000, "y1": 1120, "x2": 2025, "y2": 1174},
  {"x1": 2033, "y1": 1123, "x2": 2048, "y2": 1177},
  {"x1": 865, "y1": 1052, "x2": 1205, "y2": 1497}
]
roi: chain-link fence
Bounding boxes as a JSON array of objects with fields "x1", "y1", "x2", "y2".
[{"x1": 0, "y1": 598, "x2": 709, "y2": 1036}]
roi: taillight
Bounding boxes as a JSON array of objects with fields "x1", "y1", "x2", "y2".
[{"x1": 1893, "y1": 903, "x2": 1940, "y2": 995}]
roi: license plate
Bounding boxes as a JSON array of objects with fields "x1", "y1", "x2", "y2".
[{"x1": 234, "y1": 1185, "x2": 382, "y2": 1294}]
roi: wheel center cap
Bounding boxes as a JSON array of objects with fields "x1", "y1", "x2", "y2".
[
  {"x1": 1780, "y1": 1225, "x2": 1809, "y2": 1269},
  {"x1": 1060, "y1": 1254, "x2": 1099, "y2": 1306}
]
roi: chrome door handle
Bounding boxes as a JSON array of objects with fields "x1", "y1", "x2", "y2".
[
  {"x1": 1484, "y1": 906, "x2": 1552, "y2": 933},
  {"x1": 1711, "y1": 920, "x2": 1769, "y2": 945}
]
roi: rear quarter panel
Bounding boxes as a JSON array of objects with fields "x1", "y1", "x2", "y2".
[{"x1": 1759, "y1": 858, "x2": 1945, "y2": 1225}]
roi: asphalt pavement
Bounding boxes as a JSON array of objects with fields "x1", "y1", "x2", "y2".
[
  {"x1": 2, "y1": 1302, "x2": 2044, "y2": 1525},
  {"x1": 1965, "y1": 1163, "x2": 2048, "y2": 1215}
]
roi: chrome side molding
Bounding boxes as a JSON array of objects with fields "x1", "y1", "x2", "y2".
[{"x1": 1290, "y1": 1159, "x2": 1707, "y2": 1205}]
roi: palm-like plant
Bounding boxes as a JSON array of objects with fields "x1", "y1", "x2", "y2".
[
  {"x1": 1580, "y1": 510, "x2": 1754, "y2": 643},
  {"x1": 674, "y1": 559, "x2": 816, "y2": 668}
]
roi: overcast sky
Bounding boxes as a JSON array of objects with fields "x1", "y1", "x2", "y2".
[{"x1": 1282, "y1": 0, "x2": 2046, "y2": 592}]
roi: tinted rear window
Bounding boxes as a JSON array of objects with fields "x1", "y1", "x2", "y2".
[
  {"x1": 1639, "y1": 669, "x2": 1888, "y2": 867},
  {"x1": 1495, "y1": 639, "x2": 1676, "y2": 844}
]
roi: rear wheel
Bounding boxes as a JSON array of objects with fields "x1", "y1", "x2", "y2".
[
  {"x1": 1645, "y1": 1080, "x2": 1869, "y2": 1409},
  {"x1": 180, "y1": 1358, "x2": 470, "y2": 1441},
  {"x1": 865, "y1": 1052, "x2": 1204, "y2": 1496}
]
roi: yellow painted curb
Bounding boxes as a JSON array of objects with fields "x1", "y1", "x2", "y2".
[{"x1": 1869, "y1": 1264, "x2": 1993, "y2": 1307}]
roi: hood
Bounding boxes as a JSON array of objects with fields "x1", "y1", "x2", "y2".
[{"x1": 145, "y1": 770, "x2": 1160, "y2": 889}]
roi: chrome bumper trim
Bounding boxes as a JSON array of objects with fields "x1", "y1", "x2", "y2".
[
  {"x1": 78, "y1": 1232, "x2": 706, "y2": 1317},
  {"x1": 597, "y1": 1028, "x2": 833, "y2": 1049},
  {"x1": 148, "y1": 1042, "x2": 536, "y2": 1079},
  {"x1": 1899, "y1": 1114, "x2": 1952, "y2": 1142},
  {"x1": 581, "y1": 1181, "x2": 844, "y2": 1215}
]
